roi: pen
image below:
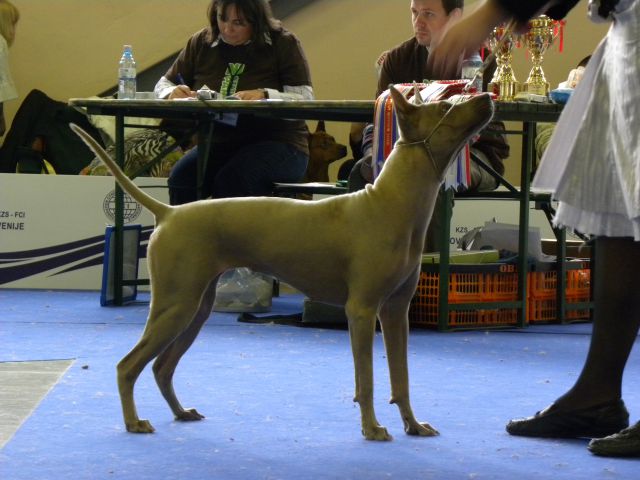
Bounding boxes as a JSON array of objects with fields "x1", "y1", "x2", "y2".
[{"x1": 176, "y1": 73, "x2": 186, "y2": 85}]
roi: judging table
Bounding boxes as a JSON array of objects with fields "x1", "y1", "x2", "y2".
[
  {"x1": 70, "y1": 98, "x2": 373, "y2": 306},
  {"x1": 70, "y1": 97, "x2": 568, "y2": 325}
]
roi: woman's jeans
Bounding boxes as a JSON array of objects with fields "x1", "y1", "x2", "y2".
[{"x1": 168, "y1": 141, "x2": 308, "y2": 205}]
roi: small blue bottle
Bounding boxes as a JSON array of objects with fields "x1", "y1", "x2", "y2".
[
  {"x1": 461, "y1": 53, "x2": 484, "y2": 92},
  {"x1": 117, "y1": 45, "x2": 137, "y2": 99}
]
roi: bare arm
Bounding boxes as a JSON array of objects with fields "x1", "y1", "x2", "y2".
[
  {"x1": 427, "y1": 0, "x2": 511, "y2": 80},
  {"x1": 428, "y1": 0, "x2": 578, "y2": 79}
]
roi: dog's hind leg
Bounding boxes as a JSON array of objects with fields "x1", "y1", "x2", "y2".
[
  {"x1": 379, "y1": 270, "x2": 439, "y2": 437},
  {"x1": 117, "y1": 280, "x2": 211, "y2": 433},
  {"x1": 152, "y1": 278, "x2": 219, "y2": 422},
  {"x1": 345, "y1": 298, "x2": 391, "y2": 441}
]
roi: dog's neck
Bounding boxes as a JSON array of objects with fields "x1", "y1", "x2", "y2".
[
  {"x1": 391, "y1": 103, "x2": 458, "y2": 183},
  {"x1": 370, "y1": 139, "x2": 449, "y2": 212},
  {"x1": 364, "y1": 144, "x2": 445, "y2": 255},
  {"x1": 394, "y1": 138, "x2": 444, "y2": 183}
]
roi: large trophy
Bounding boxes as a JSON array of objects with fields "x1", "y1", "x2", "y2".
[
  {"x1": 488, "y1": 24, "x2": 519, "y2": 101},
  {"x1": 523, "y1": 15, "x2": 557, "y2": 96}
]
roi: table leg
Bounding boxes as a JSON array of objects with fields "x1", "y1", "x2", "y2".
[
  {"x1": 437, "y1": 188, "x2": 454, "y2": 331},
  {"x1": 196, "y1": 120, "x2": 215, "y2": 200},
  {"x1": 556, "y1": 227, "x2": 567, "y2": 323},
  {"x1": 517, "y1": 121, "x2": 536, "y2": 327},
  {"x1": 114, "y1": 114, "x2": 125, "y2": 306}
]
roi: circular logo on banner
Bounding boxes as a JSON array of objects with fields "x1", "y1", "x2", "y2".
[{"x1": 103, "y1": 190, "x2": 143, "y2": 223}]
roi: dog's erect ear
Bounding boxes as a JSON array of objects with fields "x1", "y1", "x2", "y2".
[
  {"x1": 388, "y1": 84, "x2": 412, "y2": 116},
  {"x1": 412, "y1": 83, "x2": 423, "y2": 105},
  {"x1": 315, "y1": 120, "x2": 326, "y2": 133}
]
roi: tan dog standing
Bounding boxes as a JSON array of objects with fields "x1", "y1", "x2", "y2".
[
  {"x1": 71, "y1": 86, "x2": 494, "y2": 441},
  {"x1": 304, "y1": 120, "x2": 348, "y2": 183}
]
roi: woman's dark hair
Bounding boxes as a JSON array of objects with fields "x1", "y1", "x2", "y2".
[{"x1": 208, "y1": 0, "x2": 281, "y2": 48}]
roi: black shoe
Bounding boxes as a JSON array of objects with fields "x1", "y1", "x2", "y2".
[
  {"x1": 506, "y1": 399, "x2": 629, "y2": 439},
  {"x1": 588, "y1": 422, "x2": 640, "y2": 457}
]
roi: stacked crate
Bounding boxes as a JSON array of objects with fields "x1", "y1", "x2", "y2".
[
  {"x1": 409, "y1": 261, "x2": 591, "y2": 329},
  {"x1": 409, "y1": 263, "x2": 520, "y2": 329},
  {"x1": 527, "y1": 261, "x2": 591, "y2": 323}
]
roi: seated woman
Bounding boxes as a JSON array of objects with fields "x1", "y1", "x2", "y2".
[{"x1": 154, "y1": 0, "x2": 313, "y2": 204}]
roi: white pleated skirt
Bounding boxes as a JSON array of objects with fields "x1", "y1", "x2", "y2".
[{"x1": 532, "y1": 0, "x2": 640, "y2": 239}]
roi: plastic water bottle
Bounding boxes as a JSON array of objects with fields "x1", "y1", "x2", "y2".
[
  {"x1": 117, "y1": 45, "x2": 136, "y2": 99},
  {"x1": 461, "y1": 53, "x2": 484, "y2": 92}
]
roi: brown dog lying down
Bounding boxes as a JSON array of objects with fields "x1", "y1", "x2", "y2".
[{"x1": 71, "y1": 86, "x2": 493, "y2": 441}]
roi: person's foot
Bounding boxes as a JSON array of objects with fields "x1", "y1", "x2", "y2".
[
  {"x1": 588, "y1": 422, "x2": 640, "y2": 457},
  {"x1": 506, "y1": 399, "x2": 629, "y2": 438}
]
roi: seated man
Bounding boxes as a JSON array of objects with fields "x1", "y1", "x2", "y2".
[{"x1": 349, "y1": 0, "x2": 510, "y2": 252}]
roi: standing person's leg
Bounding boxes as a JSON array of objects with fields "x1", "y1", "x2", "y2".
[
  {"x1": 507, "y1": 236, "x2": 640, "y2": 439},
  {"x1": 586, "y1": 237, "x2": 640, "y2": 457},
  {"x1": 559, "y1": 237, "x2": 640, "y2": 406},
  {"x1": 212, "y1": 142, "x2": 308, "y2": 198}
]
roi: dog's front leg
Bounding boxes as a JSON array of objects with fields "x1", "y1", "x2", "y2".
[
  {"x1": 345, "y1": 299, "x2": 391, "y2": 441},
  {"x1": 379, "y1": 275, "x2": 439, "y2": 437}
]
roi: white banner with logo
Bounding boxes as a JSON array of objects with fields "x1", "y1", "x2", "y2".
[
  {"x1": 0, "y1": 173, "x2": 168, "y2": 290},
  {"x1": 1, "y1": 174, "x2": 567, "y2": 291}
]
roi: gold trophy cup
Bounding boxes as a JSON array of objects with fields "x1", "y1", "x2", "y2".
[
  {"x1": 488, "y1": 24, "x2": 519, "y2": 101},
  {"x1": 523, "y1": 15, "x2": 557, "y2": 96}
]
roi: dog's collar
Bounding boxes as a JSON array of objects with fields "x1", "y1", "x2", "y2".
[
  {"x1": 394, "y1": 138, "x2": 442, "y2": 180},
  {"x1": 395, "y1": 138, "x2": 431, "y2": 148}
]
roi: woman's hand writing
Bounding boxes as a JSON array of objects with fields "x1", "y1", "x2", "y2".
[{"x1": 169, "y1": 85, "x2": 196, "y2": 99}]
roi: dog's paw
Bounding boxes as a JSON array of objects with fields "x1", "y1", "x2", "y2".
[
  {"x1": 405, "y1": 421, "x2": 439, "y2": 437},
  {"x1": 363, "y1": 425, "x2": 393, "y2": 441},
  {"x1": 175, "y1": 408, "x2": 205, "y2": 422},
  {"x1": 126, "y1": 419, "x2": 155, "y2": 433}
]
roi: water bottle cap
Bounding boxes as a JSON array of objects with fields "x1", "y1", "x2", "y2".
[{"x1": 462, "y1": 53, "x2": 482, "y2": 65}]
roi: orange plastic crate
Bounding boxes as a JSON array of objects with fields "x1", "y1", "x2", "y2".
[
  {"x1": 448, "y1": 272, "x2": 485, "y2": 303},
  {"x1": 528, "y1": 265, "x2": 591, "y2": 299},
  {"x1": 527, "y1": 263, "x2": 591, "y2": 324},
  {"x1": 482, "y1": 271, "x2": 519, "y2": 301},
  {"x1": 409, "y1": 262, "x2": 592, "y2": 328},
  {"x1": 409, "y1": 265, "x2": 520, "y2": 329},
  {"x1": 527, "y1": 294, "x2": 591, "y2": 323}
]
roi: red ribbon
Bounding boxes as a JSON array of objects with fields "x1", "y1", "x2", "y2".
[{"x1": 554, "y1": 20, "x2": 566, "y2": 53}]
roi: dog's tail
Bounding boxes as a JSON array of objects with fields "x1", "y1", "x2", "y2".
[{"x1": 70, "y1": 123, "x2": 169, "y2": 219}]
